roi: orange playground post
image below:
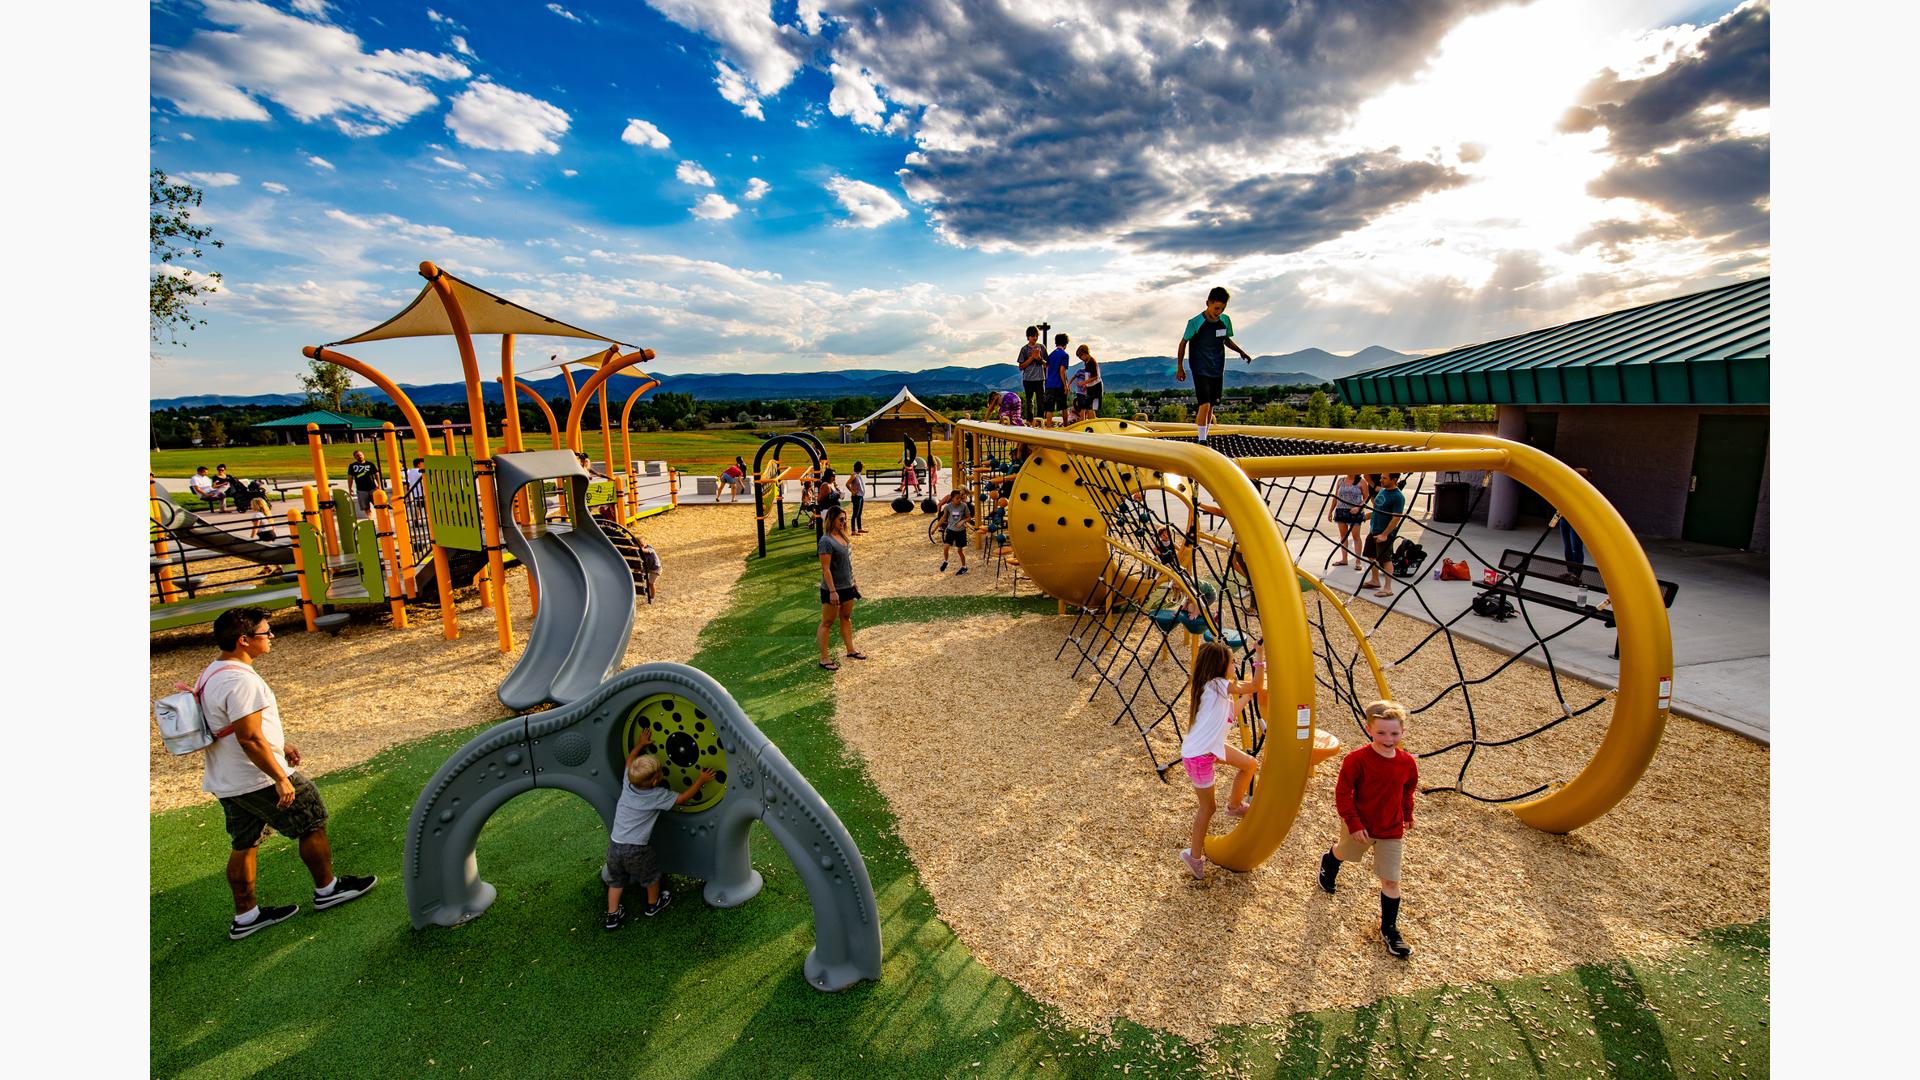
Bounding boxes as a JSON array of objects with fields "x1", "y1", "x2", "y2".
[
  {"x1": 373, "y1": 491, "x2": 408, "y2": 628},
  {"x1": 305, "y1": 423, "x2": 339, "y2": 559},
  {"x1": 380, "y1": 423, "x2": 418, "y2": 598}
]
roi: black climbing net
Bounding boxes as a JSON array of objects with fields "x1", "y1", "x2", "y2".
[{"x1": 1054, "y1": 432, "x2": 1621, "y2": 804}]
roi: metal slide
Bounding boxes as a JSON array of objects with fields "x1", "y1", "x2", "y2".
[
  {"x1": 493, "y1": 451, "x2": 636, "y2": 711},
  {"x1": 150, "y1": 481, "x2": 296, "y2": 567}
]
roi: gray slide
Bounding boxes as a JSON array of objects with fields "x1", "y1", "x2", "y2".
[
  {"x1": 493, "y1": 451, "x2": 636, "y2": 711},
  {"x1": 403, "y1": 662, "x2": 882, "y2": 992},
  {"x1": 150, "y1": 481, "x2": 295, "y2": 566}
]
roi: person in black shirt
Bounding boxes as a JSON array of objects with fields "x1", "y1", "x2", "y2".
[{"x1": 344, "y1": 451, "x2": 380, "y2": 517}]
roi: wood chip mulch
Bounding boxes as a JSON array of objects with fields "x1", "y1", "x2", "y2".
[{"x1": 828, "y1": 605, "x2": 1769, "y2": 1042}]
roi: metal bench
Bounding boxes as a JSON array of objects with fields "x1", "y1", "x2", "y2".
[{"x1": 1476, "y1": 547, "x2": 1678, "y2": 657}]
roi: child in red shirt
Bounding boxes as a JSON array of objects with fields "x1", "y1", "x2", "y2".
[{"x1": 1317, "y1": 700, "x2": 1419, "y2": 958}]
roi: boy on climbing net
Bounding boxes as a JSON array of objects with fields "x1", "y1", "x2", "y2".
[
  {"x1": 1317, "y1": 700, "x2": 1419, "y2": 958},
  {"x1": 605, "y1": 730, "x2": 714, "y2": 930}
]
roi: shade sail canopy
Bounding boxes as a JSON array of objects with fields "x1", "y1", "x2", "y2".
[
  {"x1": 847, "y1": 386, "x2": 954, "y2": 431},
  {"x1": 1336, "y1": 276, "x2": 1768, "y2": 407},
  {"x1": 516, "y1": 347, "x2": 655, "y2": 378},
  {"x1": 328, "y1": 268, "x2": 634, "y2": 347}
]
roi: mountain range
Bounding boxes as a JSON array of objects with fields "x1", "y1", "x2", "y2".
[{"x1": 150, "y1": 345, "x2": 1415, "y2": 410}]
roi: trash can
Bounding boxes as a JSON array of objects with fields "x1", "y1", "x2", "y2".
[{"x1": 1434, "y1": 479, "x2": 1471, "y2": 523}]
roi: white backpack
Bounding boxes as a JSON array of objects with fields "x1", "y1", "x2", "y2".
[{"x1": 153, "y1": 662, "x2": 247, "y2": 755}]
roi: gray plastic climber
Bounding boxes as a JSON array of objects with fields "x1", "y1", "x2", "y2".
[
  {"x1": 492, "y1": 450, "x2": 636, "y2": 710},
  {"x1": 403, "y1": 662, "x2": 882, "y2": 992}
]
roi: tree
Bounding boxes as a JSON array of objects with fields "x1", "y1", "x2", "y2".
[
  {"x1": 150, "y1": 169, "x2": 223, "y2": 345},
  {"x1": 1153, "y1": 402, "x2": 1190, "y2": 423},
  {"x1": 795, "y1": 401, "x2": 832, "y2": 430},
  {"x1": 204, "y1": 418, "x2": 228, "y2": 448},
  {"x1": 298, "y1": 357, "x2": 374, "y2": 414},
  {"x1": 1305, "y1": 390, "x2": 1331, "y2": 428}
]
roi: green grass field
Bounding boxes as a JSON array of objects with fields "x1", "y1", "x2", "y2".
[
  {"x1": 150, "y1": 525, "x2": 1768, "y2": 1077},
  {"x1": 150, "y1": 432, "x2": 929, "y2": 481}
]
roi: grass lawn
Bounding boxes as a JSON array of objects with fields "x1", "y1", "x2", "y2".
[
  {"x1": 151, "y1": 432, "x2": 930, "y2": 481},
  {"x1": 151, "y1": 525, "x2": 1767, "y2": 1077}
]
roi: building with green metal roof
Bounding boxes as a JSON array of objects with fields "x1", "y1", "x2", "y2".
[
  {"x1": 1339, "y1": 277, "x2": 1768, "y2": 551},
  {"x1": 251, "y1": 409, "x2": 392, "y2": 445}
]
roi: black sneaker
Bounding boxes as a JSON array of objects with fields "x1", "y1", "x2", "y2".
[
  {"x1": 1382, "y1": 926, "x2": 1412, "y2": 959},
  {"x1": 956, "y1": 566, "x2": 969, "y2": 575},
  {"x1": 229, "y1": 904, "x2": 298, "y2": 940},
  {"x1": 1317, "y1": 850, "x2": 1340, "y2": 894},
  {"x1": 644, "y1": 889, "x2": 673, "y2": 917},
  {"x1": 313, "y1": 874, "x2": 378, "y2": 910},
  {"x1": 604, "y1": 906, "x2": 626, "y2": 931},
  {"x1": 938, "y1": 561, "x2": 948, "y2": 572}
]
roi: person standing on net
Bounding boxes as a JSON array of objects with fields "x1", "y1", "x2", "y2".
[
  {"x1": 197, "y1": 607, "x2": 376, "y2": 940},
  {"x1": 1016, "y1": 325, "x2": 1047, "y2": 422},
  {"x1": 1175, "y1": 286, "x2": 1253, "y2": 443}
]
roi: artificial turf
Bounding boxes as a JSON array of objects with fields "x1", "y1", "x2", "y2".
[{"x1": 151, "y1": 524, "x2": 1768, "y2": 1077}]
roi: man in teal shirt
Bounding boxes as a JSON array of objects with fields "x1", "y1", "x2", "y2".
[{"x1": 1361, "y1": 473, "x2": 1407, "y2": 598}]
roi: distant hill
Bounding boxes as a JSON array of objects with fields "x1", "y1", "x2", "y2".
[{"x1": 150, "y1": 347, "x2": 1416, "y2": 409}]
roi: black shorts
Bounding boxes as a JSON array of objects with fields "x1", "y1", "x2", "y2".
[
  {"x1": 1333, "y1": 508, "x2": 1365, "y2": 524},
  {"x1": 943, "y1": 527, "x2": 967, "y2": 546},
  {"x1": 1042, "y1": 388, "x2": 1067, "y2": 412},
  {"x1": 605, "y1": 841, "x2": 661, "y2": 889},
  {"x1": 821, "y1": 584, "x2": 861, "y2": 605},
  {"x1": 1364, "y1": 534, "x2": 1396, "y2": 563},
  {"x1": 219, "y1": 771, "x2": 329, "y2": 851},
  {"x1": 1075, "y1": 391, "x2": 1101, "y2": 414},
  {"x1": 1193, "y1": 373, "x2": 1223, "y2": 406}
]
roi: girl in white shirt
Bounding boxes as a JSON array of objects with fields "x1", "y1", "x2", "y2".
[{"x1": 1178, "y1": 639, "x2": 1265, "y2": 879}]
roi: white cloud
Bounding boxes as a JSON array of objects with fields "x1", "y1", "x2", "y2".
[
  {"x1": 260, "y1": 181, "x2": 288, "y2": 193},
  {"x1": 289, "y1": 0, "x2": 329, "y2": 15},
  {"x1": 450, "y1": 35, "x2": 474, "y2": 57},
  {"x1": 827, "y1": 62, "x2": 886, "y2": 130},
  {"x1": 445, "y1": 81, "x2": 571, "y2": 154},
  {"x1": 646, "y1": 1, "x2": 801, "y2": 105},
  {"x1": 620, "y1": 118, "x2": 671, "y2": 149},
  {"x1": 181, "y1": 171, "x2": 241, "y2": 187},
  {"x1": 692, "y1": 193, "x2": 740, "y2": 220},
  {"x1": 432, "y1": 155, "x2": 465, "y2": 169},
  {"x1": 546, "y1": 4, "x2": 581, "y2": 22},
  {"x1": 426, "y1": 9, "x2": 452, "y2": 25},
  {"x1": 179, "y1": 132, "x2": 196, "y2": 141},
  {"x1": 561, "y1": 168, "x2": 578, "y2": 178},
  {"x1": 797, "y1": 0, "x2": 826, "y2": 36},
  {"x1": 675, "y1": 161, "x2": 716, "y2": 187},
  {"x1": 306, "y1": 154, "x2": 335, "y2": 169},
  {"x1": 743, "y1": 177, "x2": 770, "y2": 201},
  {"x1": 150, "y1": 0, "x2": 468, "y2": 134},
  {"x1": 825, "y1": 176, "x2": 906, "y2": 228},
  {"x1": 712, "y1": 62, "x2": 765, "y2": 120}
]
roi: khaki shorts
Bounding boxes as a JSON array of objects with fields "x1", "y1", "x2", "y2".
[{"x1": 1333, "y1": 831, "x2": 1404, "y2": 882}]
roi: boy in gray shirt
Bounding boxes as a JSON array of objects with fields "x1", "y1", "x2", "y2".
[{"x1": 605, "y1": 728, "x2": 714, "y2": 930}]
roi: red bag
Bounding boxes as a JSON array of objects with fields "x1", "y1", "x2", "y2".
[{"x1": 1440, "y1": 558, "x2": 1472, "y2": 581}]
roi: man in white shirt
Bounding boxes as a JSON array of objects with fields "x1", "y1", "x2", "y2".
[
  {"x1": 188, "y1": 466, "x2": 216, "y2": 505},
  {"x1": 199, "y1": 607, "x2": 377, "y2": 940}
]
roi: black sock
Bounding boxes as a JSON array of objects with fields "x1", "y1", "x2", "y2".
[
  {"x1": 1380, "y1": 893, "x2": 1400, "y2": 930},
  {"x1": 1321, "y1": 848, "x2": 1341, "y2": 872}
]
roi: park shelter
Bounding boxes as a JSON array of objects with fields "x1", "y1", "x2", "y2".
[
  {"x1": 252, "y1": 409, "x2": 392, "y2": 445},
  {"x1": 1336, "y1": 276, "x2": 1769, "y2": 551},
  {"x1": 842, "y1": 386, "x2": 954, "y2": 446}
]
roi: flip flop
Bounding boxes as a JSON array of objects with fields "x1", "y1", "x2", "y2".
[
  {"x1": 818, "y1": 660, "x2": 840, "y2": 671},
  {"x1": 845, "y1": 651, "x2": 870, "y2": 660}
]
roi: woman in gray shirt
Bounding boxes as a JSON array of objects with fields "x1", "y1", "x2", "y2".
[
  {"x1": 816, "y1": 506, "x2": 866, "y2": 670},
  {"x1": 1330, "y1": 474, "x2": 1367, "y2": 568}
]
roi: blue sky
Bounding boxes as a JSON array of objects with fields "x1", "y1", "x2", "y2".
[{"x1": 149, "y1": 0, "x2": 1769, "y2": 397}]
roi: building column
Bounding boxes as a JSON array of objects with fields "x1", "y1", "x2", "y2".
[{"x1": 1487, "y1": 404, "x2": 1526, "y2": 530}]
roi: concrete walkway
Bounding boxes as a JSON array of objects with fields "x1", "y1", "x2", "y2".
[{"x1": 1273, "y1": 511, "x2": 1769, "y2": 743}]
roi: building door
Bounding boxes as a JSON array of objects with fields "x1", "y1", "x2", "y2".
[
  {"x1": 1683, "y1": 415, "x2": 1768, "y2": 549},
  {"x1": 1518, "y1": 411, "x2": 1559, "y2": 519}
]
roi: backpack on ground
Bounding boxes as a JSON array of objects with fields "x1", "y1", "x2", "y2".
[
  {"x1": 1390, "y1": 539, "x2": 1427, "y2": 579},
  {"x1": 1471, "y1": 591, "x2": 1517, "y2": 621},
  {"x1": 153, "y1": 662, "x2": 247, "y2": 755}
]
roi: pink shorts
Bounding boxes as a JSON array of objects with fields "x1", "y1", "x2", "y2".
[{"x1": 1182, "y1": 754, "x2": 1224, "y2": 788}]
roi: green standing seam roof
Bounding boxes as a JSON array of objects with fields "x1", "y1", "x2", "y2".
[
  {"x1": 252, "y1": 409, "x2": 393, "y2": 430},
  {"x1": 1337, "y1": 277, "x2": 1768, "y2": 407}
]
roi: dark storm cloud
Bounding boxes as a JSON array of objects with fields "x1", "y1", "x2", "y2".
[
  {"x1": 1125, "y1": 151, "x2": 1468, "y2": 256},
  {"x1": 1562, "y1": 1, "x2": 1769, "y2": 252},
  {"x1": 818, "y1": 0, "x2": 1505, "y2": 249}
]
